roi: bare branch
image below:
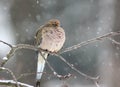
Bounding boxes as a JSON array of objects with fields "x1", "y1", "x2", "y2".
[
  {"x1": 94, "y1": 81, "x2": 100, "y2": 87},
  {"x1": 39, "y1": 52, "x2": 73, "y2": 80},
  {"x1": 0, "y1": 67, "x2": 19, "y2": 87},
  {"x1": 39, "y1": 51, "x2": 57, "y2": 75},
  {"x1": 0, "y1": 80, "x2": 33, "y2": 87},
  {"x1": 15, "y1": 44, "x2": 37, "y2": 51},
  {"x1": 53, "y1": 54, "x2": 101, "y2": 87},
  {"x1": 108, "y1": 38, "x2": 120, "y2": 45},
  {"x1": 1, "y1": 31, "x2": 120, "y2": 66},
  {"x1": 0, "y1": 40, "x2": 13, "y2": 48},
  {"x1": 1, "y1": 31, "x2": 120, "y2": 87},
  {"x1": 0, "y1": 43, "x2": 37, "y2": 67},
  {"x1": 17, "y1": 72, "x2": 36, "y2": 80},
  {"x1": 17, "y1": 72, "x2": 47, "y2": 80},
  {"x1": 54, "y1": 54, "x2": 99, "y2": 80},
  {"x1": 60, "y1": 31, "x2": 120, "y2": 54}
]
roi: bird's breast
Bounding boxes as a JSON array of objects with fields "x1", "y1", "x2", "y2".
[{"x1": 39, "y1": 27, "x2": 65, "y2": 52}]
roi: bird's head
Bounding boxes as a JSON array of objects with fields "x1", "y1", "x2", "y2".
[{"x1": 46, "y1": 19, "x2": 60, "y2": 27}]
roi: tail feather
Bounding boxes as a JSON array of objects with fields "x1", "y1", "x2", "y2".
[
  {"x1": 36, "y1": 81, "x2": 41, "y2": 87},
  {"x1": 36, "y1": 52, "x2": 48, "y2": 86}
]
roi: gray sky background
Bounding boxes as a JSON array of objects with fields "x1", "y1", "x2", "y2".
[{"x1": 0, "y1": 0, "x2": 120, "y2": 87}]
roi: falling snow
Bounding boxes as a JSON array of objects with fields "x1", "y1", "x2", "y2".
[
  {"x1": 116, "y1": 46, "x2": 120, "y2": 50},
  {"x1": 0, "y1": 0, "x2": 119, "y2": 86},
  {"x1": 36, "y1": 14, "x2": 41, "y2": 21},
  {"x1": 36, "y1": 0, "x2": 39, "y2": 4}
]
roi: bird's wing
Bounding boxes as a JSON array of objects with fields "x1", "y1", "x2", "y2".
[{"x1": 34, "y1": 25, "x2": 44, "y2": 46}]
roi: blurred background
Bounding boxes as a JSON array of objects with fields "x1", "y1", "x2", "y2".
[{"x1": 0, "y1": 0, "x2": 120, "y2": 87}]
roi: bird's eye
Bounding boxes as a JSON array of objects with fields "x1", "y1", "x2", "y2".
[{"x1": 52, "y1": 23, "x2": 57, "y2": 26}]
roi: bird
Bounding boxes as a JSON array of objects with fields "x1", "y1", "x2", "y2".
[{"x1": 35, "y1": 19, "x2": 65, "y2": 87}]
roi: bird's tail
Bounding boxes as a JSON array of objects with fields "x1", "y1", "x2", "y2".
[{"x1": 36, "y1": 52, "x2": 48, "y2": 87}]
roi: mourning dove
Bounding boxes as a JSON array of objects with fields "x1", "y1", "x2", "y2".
[{"x1": 35, "y1": 19, "x2": 65, "y2": 86}]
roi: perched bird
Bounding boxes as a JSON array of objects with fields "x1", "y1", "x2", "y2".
[{"x1": 35, "y1": 19, "x2": 65, "y2": 87}]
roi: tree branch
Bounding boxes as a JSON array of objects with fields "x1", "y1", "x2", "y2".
[
  {"x1": 1, "y1": 31, "x2": 120, "y2": 87},
  {"x1": 60, "y1": 31, "x2": 120, "y2": 54},
  {"x1": 39, "y1": 52, "x2": 73, "y2": 80},
  {"x1": 0, "y1": 40, "x2": 13, "y2": 48},
  {"x1": 54, "y1": 54, "x2": 99, "y2": 80},
  {"x1": 0, "y1": 67, "x2": 19, "y2": 87},
  {"x1": 108, "y1": 38, "x2": 120, "y2": 45},
  {"x1": 0, "y1": 44, "x2": 37, "y2": 67},
  {"x1": 0, "y1": 80, "x2": 33, "y2": 87}
]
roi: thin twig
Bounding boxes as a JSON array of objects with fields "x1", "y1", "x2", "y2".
[
  {"x1": 39, "y1": 52, "x2": 58, "y2": 75},
  {"x1": 17, "y1": 72, "x2": 36, "y2": 80},
  {"x1": 39, "y1": 52, "x2": 73, "y2": 80},
  {"x1": 0, "y1": 40, "x2": 13, "y2": 48},
  {"x1": 0, "y1": 80, "x2": 33, "y2": 87},
  {"x1": 54, "y1": 54, "x2": 99, "y2": 80},
  {"x1": 54, "y1": 54, "x2": 100, "y2": 87},
  {"x1": 0, "y1": 67, "x2": 19, "y2": 87},
  {"x1": 0, "y1": 44, "x2": 37, "y2": 67},
  {"x1": 15, "y1": 44, "x2": 37, "y2": 51},
  {"x1": 94, "y1": 81, "x2": 100, "y2": 87},
  {"x1": 0, "y1": 31, "x2": 120, "y2": 87},
  {"x1": 60, "y1": 31, "x2": 120, "y2": 54},
  {"x1": 108, "y1": 38, "x2": 120, "y2": 45},
  {"x1": 17, "y1": 72, "x2": 48, "y2": 80},
  {"x1": 1, "y1": 31, "x2": 120, "y2": 67}
]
